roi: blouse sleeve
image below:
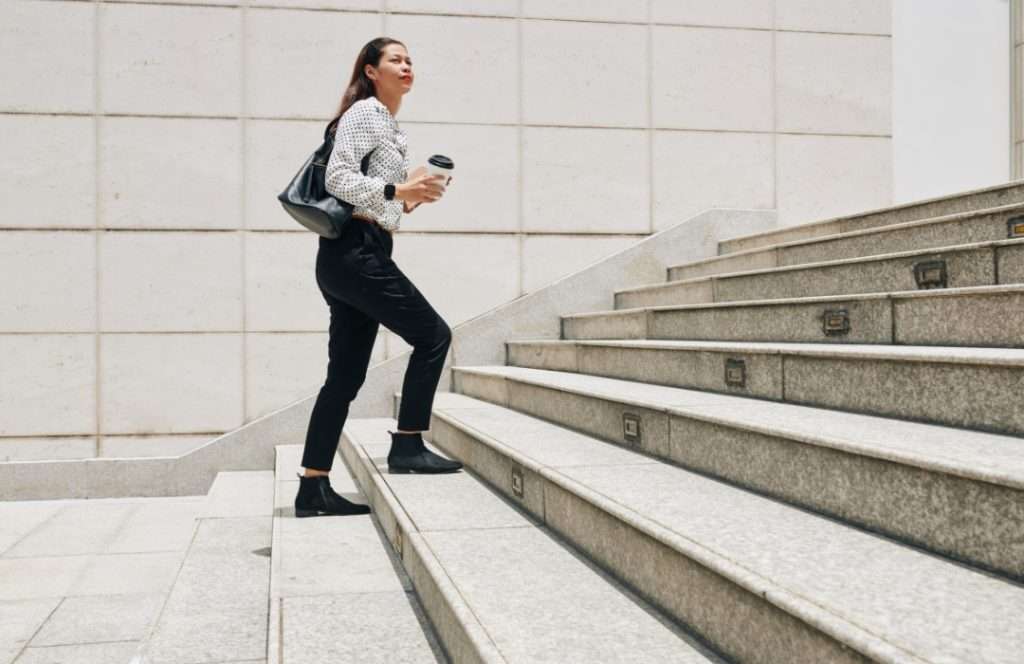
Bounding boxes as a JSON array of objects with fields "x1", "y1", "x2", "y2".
[{"x1": 324, "y1": 100, "x2": 403, "y2": 226}]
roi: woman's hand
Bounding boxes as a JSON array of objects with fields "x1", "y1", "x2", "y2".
[
  {"x1": 403, "y1": 174, "x2": 452, "y2": 214},
  {"x1": 397, "y1": 167, "x2": 446, "y2": 205}
]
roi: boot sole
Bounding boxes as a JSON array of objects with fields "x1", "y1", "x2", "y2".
[
  {"x1": 294, "y1": 507, "x2": 371, "y2": 517},
  {"x1": 388, "y1": 465, "x2": 463, "y2": 474}
]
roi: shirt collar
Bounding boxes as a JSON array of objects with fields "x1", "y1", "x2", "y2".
[{"x1": 367, "y1": 96, "x2": 401, "y2": 131}]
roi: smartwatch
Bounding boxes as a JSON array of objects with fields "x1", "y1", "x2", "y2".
[{"x1": 384, "y1": 183, "x2": 396, "y2": 201}]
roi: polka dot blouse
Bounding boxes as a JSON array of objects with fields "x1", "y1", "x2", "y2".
[{"x1": 325, "y1": 96, "x2": 409, "y2": 231}]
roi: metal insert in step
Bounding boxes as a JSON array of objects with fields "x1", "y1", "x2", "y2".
[
  {"x1": 822, "y1": 308, "x2": 851, "y2": 336},
  {"x1": 511, "y1": 467, "x2": 524, "y2": 499},
  {"x1": 913, "y1": 259, "x2": 948, "y2": 289},
  {"x1": 725, "y1": 358, "x2": 747, "y2": 388},
  {"x1": 1008, "y1": 215, "x2": 1024, "y2": 238},
  {"x1": 622, "y1": 412, "x2": 642, "y2": 446}
]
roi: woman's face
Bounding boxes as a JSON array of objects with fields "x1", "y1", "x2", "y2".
[{"x1": 368, "y1": 44, "x2": 414, "y2": 95}]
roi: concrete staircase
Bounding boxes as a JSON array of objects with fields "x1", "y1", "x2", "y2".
[{"x1": 338, "y1": 190, "x2": 1024, "y2": 662}]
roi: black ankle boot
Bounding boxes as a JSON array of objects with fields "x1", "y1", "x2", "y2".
[
  {"x1": 387, "y1": 431, "x2": 463, "y2": 474},
  {"x1": 294, "y1": 473, "x2": 371, "y2": 517}
]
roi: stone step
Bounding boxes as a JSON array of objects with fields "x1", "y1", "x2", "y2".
[
  {"x1": 563, "y1": 284, "x2": 1024, "y2": 348},
  {"x1": 338, "y1": 418, "x2": 726, "y2": 664},
  {"x1": 718, "y1": 179, "x2": 1024, "y2": 255},
  {"x1": 424, "y1": 390, "x2": 1024, "y2": 664},
  {"x1": 502, "y1": 339, "x2": 1024, "y2": 437},
  {"x1": 134, "y1": 470, "x2": 275, "y2": 664},
  {"x1": 267, "y1": 445, "x2": 444, "y2": 664},
  {"x1": 201, "y1": 469, "x2": 277, "y2": 519},
  {"x1": 673, "y1": 202, "x2": 1024, "y2": 281},
  {"x1": 442, "y1": 366, "x2": 1024, "y2": 581},
  {"x1": 614, "y1": 237, "x2": 1024, "y2": 310}
]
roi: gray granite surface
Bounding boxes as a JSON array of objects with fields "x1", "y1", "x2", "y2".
[
  {"x1": 30, "y1": 593, "x2": 164, "y2": 646},
  {"x1": 567, "y1": 284, "x2": 1024, "y2": 348},
  {"x1": 13, "y1": 641, "x2": 142, "y2": 663},
  {"x1": 281, "y1": 593, "x2": 441, "y2": 664},
  {"x1": 270, "y1": 444, "x2": 445, "y2": 664},
  {"x1": 647, "y1": 296, "x2": 893, "y2": 344},
  {"x1": 448, "y1": 366, "x2": 1024, "y2": 578},
  {"x1": 714, "y1": 244, "x2": 998, "y2": 301},
  {"x1": 429, "y1": 394, "x2": 1024, "y2": 664},
  {"x1": 669, "y1": 247, "x2": 778, "y2": 280},
  {"x1": 894, "y1": 285, "x2": 1024, "y2": 347},
  {"x1": 143, "y1": 516, "x2": 271, "y2": 664},
  {"x1": 0, "y1": 494, "x2": 206, "y2": 663},
  {"x1": 777, "y1": 206, "x2": 1023, "y2": 267},
  {"x1": 341, "y1": 419, "x2": 724, "y2": 664},
  {"x1": 501, "y1": 339, "x2": 1024, "y2": 435},
  {"x1": 998, "y1": 240, "x2": 1024, "y2": 282},
  {"x1": 615, "y1": 275, "x2": 714, "y2": 309},
  {"x1": 449, "y1": 365, "x2": 1024, "y2": 487},
  {"x1": 561, "y1": 308, "x2": 648, "y2": 340}
]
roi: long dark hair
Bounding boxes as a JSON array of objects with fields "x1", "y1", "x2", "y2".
[{"x1": 328, "y1": 37, "x2": 406, "y2": 136}]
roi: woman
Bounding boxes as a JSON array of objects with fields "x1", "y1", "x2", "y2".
[{"x1": 294, "y1": 38, "x2": 463, "y2": 519}]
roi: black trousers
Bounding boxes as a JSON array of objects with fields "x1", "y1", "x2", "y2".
[{"x1": 301, "y1": 219, "x2": 452, "y2": 471}]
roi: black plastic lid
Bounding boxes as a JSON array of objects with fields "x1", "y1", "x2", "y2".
[{"x1": 427, "y1": 154, "x2": 454, "y2": 169}]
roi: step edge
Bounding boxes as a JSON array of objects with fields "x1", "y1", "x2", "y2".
[
  {"x1": 447, "y1": 367, "x2": 1024, "y2": 491},
  {"x1": 716, "y1": 180, "x2": 1024, "y2": 252},
  {"x1": 567, "y1": 284, "x2": 1024, "y2": 320},
  {"x1": 502, "y1": 339, "x2": 1024, "y2": 367},
  {"x1": 674, "y1": 200, "x2": 1024, "y2": 271},
  {"x1": 615, "y1": 237, "x2": 1024, "y2": 297},
  {"x1": 338, "y1": 425, "x2": 508, "y2": 664}
]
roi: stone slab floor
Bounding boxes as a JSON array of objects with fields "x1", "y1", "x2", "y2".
[{"x1": 0, "y1": 493, "x2": 205, "y2": 663}]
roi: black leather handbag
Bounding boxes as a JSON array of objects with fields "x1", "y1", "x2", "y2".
[{"x1": 277, "y1": 117, "x2": 375, "y2": 239}]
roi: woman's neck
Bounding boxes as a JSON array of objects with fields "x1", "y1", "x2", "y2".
[{"x1": 375, "y1": 91, "x2": 401, "y2": 119}]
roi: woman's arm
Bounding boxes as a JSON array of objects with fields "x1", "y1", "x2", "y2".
[{"x1": 324, "y1": 100, "x2": 403, "y2": 226}]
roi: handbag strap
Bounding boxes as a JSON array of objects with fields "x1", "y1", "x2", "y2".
[{"x1": 325, "y1": 116, "x2": 340, "y2": 140}]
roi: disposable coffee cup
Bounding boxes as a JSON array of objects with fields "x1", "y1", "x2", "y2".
[{"x1": 427, "y1": 155, "x2": 454, "y2": 188}]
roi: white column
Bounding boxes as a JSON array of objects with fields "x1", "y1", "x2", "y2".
[{"x1": 1014, "y1": 0, "x2": 1023, "y2": 178}]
